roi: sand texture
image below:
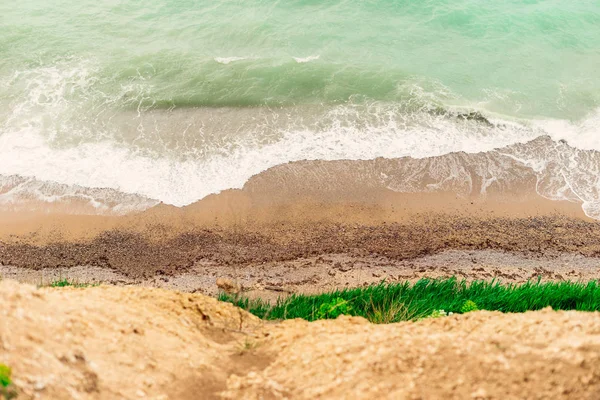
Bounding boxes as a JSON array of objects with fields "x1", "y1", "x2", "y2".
[{"x1": 2, "y1": 280, "x2": 600, "y2": 399}]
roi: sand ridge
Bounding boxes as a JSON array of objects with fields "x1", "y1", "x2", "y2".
[{"x1": 2, "y1": 280, "x2": 600, "y2": 399}]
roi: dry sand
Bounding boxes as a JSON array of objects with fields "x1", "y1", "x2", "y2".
[
  {"x1": 3, "y1": 250, "x2": 600, "y2": 302},
  {"x1": 2, "y1": 280, "x2": 600, "y2": 400}
]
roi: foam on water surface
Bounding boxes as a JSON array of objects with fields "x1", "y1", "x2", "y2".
[
  {"x1": 293, "y1": 55, "x2": 320, "y2": 63},
  {"x1": 1, "y1": 0, "x2": 600, "y2": 216},
  {"x1": 214, "y1": 57, "x2": 253, "y2": 65}
]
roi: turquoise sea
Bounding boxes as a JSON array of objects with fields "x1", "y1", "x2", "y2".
[{"x1": 1, "y1": 0, "x2": 600, "y2": 213}]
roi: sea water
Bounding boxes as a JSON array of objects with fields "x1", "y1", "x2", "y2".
[{"x1": 1, "y1": 0, "x2": 599, "y2": 213}]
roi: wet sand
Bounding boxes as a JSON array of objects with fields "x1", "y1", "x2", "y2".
[{"x1": 2, "y1": 142, "x2": 599, "y2": 293}]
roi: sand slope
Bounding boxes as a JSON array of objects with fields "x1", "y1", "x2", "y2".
[{"x1": 2, "y1": 280, "x2": 600, "y2": 399}]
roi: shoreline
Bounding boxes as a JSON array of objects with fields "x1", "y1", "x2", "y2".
[
  {"x1": 2, "y1": 139, "x2": 598, "y2": 292},
  {"x1": 1, "y1": 135, "x2": 599, "y2": 240}
]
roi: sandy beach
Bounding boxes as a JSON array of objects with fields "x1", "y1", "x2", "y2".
[{"x1": 3, "y1": 148, "x2": 600, "y2": 297}]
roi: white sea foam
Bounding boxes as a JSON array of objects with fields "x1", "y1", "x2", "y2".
[
  {"x1": 214, "y1": 56, "x2": 251, "y2": 64},
  {"x1": 0, "y1": 108, "x2": 562, "y2": 207},
  {"x1": 293, "y1": 55, "x2": 320, "y2": 63},
  {"x1": 531, "y1": 108, "x2": 600, "y2": 151},
  {"x1": 0, "y1": 174, "x2": 158, "y2": 215},
  {"x1": 2, "y1": 109, "x2": 600, "y2": 217},
  {"x1": 3, "y1": 58, "x2": 600, "y2": 218},
  {"x1": 496, "y1": 130, "x2": 600, "y2": 219}
]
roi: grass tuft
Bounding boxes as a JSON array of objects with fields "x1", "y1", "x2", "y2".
[
  {"x1": 236, "y1": 338, "x2": 259, "y2": 355},
  {"x1": 220, "y1": 277, "x2": 600, "y2": 323},
  {"x1": 0, "y1": 364, "x2": 11, "y2": 388},
  {"x1": 366, "y1": 297, "x2": 415, "y2": 324},
  {"x1": 45, "y1": 278, "x2": 95, "y2": 288},
  {"x1": 0, "y1": 364, "x2": 17, "y2": 399},
  {"x1": 460, "y1": 299, "x2": 479, "y2": 313}
]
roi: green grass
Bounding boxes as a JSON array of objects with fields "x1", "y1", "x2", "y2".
[
  {"x1": 0, "y1": 364, "x2": 11, "y2": 388},
  {"x1": 44, "y1": 278, "x2": 95, "y2": 288},
  {"x1": 219, "y1": 278, "x2": 600, "y2": 323},
  {"x1": 0, "y1": 363, "x2": 16, "y2": 399}
]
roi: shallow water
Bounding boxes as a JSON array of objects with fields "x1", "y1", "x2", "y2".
[{"x1": 1, "y1": 0, "x2": 600, "y2": 214}]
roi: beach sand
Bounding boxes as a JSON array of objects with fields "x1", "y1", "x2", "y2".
[{"x1": 2, "y1": 152, "x2": 599, "y2": 296}]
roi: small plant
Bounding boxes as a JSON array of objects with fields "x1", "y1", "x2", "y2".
[
  {"x1": 460, "y1": 300, "x2": 479, "y2": 313},
  {"x1": 317, "y1": 297, "x2": 353, "y2": 319},
  {"x1": 423, "y1": 309, "x2": 454, "y2": 319},
  {"x1": 49, "y1": 279, "x2": 75, "y2": 287},
  {"x1": 45, "y1": 279, "x2": 94, "y2": 288},
  {"x1": 430, "y1": 309, "x2": 448, "y2": 318},
  {"x1": 0, "y1": 364, "x2": 17, "y2": 399},
  {"x1": 237, "y1": 338, "x2": 259, "y2": 355},
  {"x1": 0, "y1": 364, "x2": 11, "y2": 388},
  {"x1": 366, "y1": 298, "x2": 414, "y2": 323}
]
